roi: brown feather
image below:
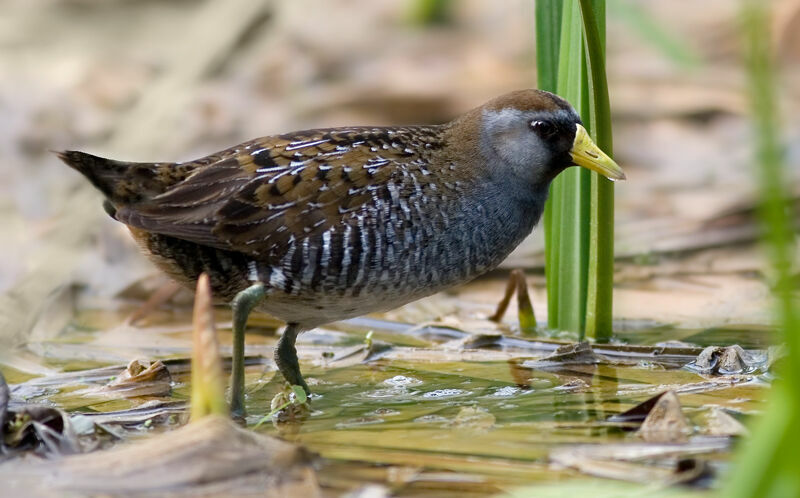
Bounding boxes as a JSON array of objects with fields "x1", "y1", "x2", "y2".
[{"x1": 113, "y1": 126, "x2": 460, "y2": 261}]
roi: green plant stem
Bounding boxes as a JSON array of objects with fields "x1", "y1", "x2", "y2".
[
  {"x1": 553, "y1": 0, "x2": 592, "y2": 335},
  {"x1": 537, "y1": 0, "x2": 614, "y2": 340},
  {"x1": 742, "y1": 3, "x2": 800, "y2": 386},
  {"x1": 410, "y1": 0, "x2": 452, "y2": 26},
  {"x1": 254, "y1": 385, "x2": 308, "y2": 428},
  {"x1": 726, "y1": 1, "x2": 800, "y2": 496},
  {"x1": 255, "y1": 401, "x2": 291, "y2": 428},
  {"x1": 608, "y1": 0, "x2": 699, "y2": 69},
  {"x1": 536, "y1": 0, "x2": 564, "y2": 328},
  {"x1": 535, "y1": 0, "x2": 564, "y2": 94},
  {"x1": 579, "y1": 0, "x2": 614, "y2": 342}
]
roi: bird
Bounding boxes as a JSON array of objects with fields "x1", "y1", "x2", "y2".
[{"x1": 57, "y1": 89, "x2": 624, "y2": 415}]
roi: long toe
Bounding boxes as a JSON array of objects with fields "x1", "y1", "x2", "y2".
[{"x1": 274, "y1": 323, "x2": 310, "y2": 395}]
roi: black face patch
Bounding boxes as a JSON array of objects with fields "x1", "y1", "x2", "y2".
[
  {"x1": 526, "y1": 109, "x2": 581, "y2": 179},
  {"x1": 526, "y1": 109, "x2": 579, "y2": 156},
  {"x1": 529, "y1": 120, "x2": 557, "y2": 140},
  {"x1": 550, "y1": 120, "x2": 578, "y2": 156}
]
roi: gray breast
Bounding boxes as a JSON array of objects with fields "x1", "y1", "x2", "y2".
[{"x1": 255, "y1": 176, "x2": 541, "y2": 323}]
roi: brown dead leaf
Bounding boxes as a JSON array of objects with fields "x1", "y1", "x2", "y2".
[
  {"x1": 522, "y1": 342, "x2": 603, "y2": 368},
  {"x1": 2, "y1": 365, "x2": 80, "y2": 457},
  {"x1": 2, "y1": 404, "x2": 80, "y2": 457},
  {"x1": 323, "y1": 339, "x2": 393, "y2": 368},
  {"x1": 685, "y1": 345, "x2": 762, "y2": 375},
  {"x1": 1, "y1": 415, "x2": 319, "y2": 497},
  {"x1": 700, "y1": 407, "x2": 749, "y2": 437},
  {"x1": 549, "y1": 440, "x2": 726, "y2": 485},
  {"x1": 442, "y1": 332, "x2": 503, "y2": 350},
  {"x1": 638, "y1": 391, "x2": 692, "y2": 443},
  {"x1": 101, "y1": 358, "x2": 172, "y2": 397}
]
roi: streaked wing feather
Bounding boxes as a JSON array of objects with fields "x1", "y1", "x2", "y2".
[{"x1": 114, "y1": 127, "x2": 443, "y2": 258}]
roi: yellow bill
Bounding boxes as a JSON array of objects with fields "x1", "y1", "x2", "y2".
[{"x1": 570, "y1": 124, "x2": 626, "y2": 181}]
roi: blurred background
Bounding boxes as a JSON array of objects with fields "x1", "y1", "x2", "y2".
[{"x1": 1, "y1": 0, "x2": 799, "y2": 348}]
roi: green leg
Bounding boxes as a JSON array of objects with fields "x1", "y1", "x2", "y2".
[
  {"x1": 230, "y1": 283, "x2": 266, "y2": 417},
  {"x1": 275, "y1": 323, "x2": 309, "y2": 395}
]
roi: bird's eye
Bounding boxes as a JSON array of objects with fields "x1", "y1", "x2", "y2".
[{"x1": 529, "y1": 120, "x2": 556, "y2": 139}]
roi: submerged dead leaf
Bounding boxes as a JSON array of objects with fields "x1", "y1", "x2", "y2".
[
  {"x1": 442, "y1": 332, "x2": 503, "y2": 350},
  {"x1": 609, "y1": 390, "x2": 674, "y2": 425},
  {"x1": 101, "y1": 358, "x2": 172, "y2": 397},
  {"x1": 638, "y1": 391, "x2": 692, "y2": 443},
  {"x1": 2, "y1": 367, "x2": 80, "y2": 457},
  {"x1": 549, "y1": 440, "x2": 726, "y2": 485},
  {"x1": 323, "y1": 339, "x2": 393, "y2": 368},
  {"x1": 609, "y1": 390, "x2": 696, "y2": 442},
  {"x1": 522, "y1": 342, "x2": 603, "y2": 368},
  {"x1": 1, "y1": 415, "x2": 319, "y2": 497},
  {"x1": 700, "y1": 407, "x2": 748, "y2": 437},
  {"x1": 2, "y1": 404, "x2": 80, "y2": 457},
  {"x1": 685, "y1": 345, "x2": 761, "y2": 375},
  {"x1": 550, "y1": 450, "x2": 697, "y2": 485},
  {"x1": 77, "y1": 400, "x2": 187, "y2": 428}
]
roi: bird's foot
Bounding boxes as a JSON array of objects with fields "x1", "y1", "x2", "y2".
[{"x1": 274, "y1": 323, "x2": 310, "y2": 396}]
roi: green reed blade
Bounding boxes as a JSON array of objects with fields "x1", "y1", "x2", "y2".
[
  {"x1": 726, "y1": 2, "x2": 800, "y2": 496},
  {"x1": 579, "y1": 0, "x2": 614, "y2": 342},
  {"x1": 535, "y1": 0, "x2": 564, "y2": 94},
  {"x1": 608, "y1": 0, "x2": 700, "y2": 69},
  {"x1": 536, "y1": 0, "x2": 564, "y2": 326},
  {"x1": 554, "y1": 0, "x2": 591, "y2": 335},
  {"x1": 537, "y1": 0, "x2": 613, "y2": 339}
]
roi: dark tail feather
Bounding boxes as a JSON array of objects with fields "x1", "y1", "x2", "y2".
[
  {"x1": 55, "y1": 150, "x2": 182, "y2": 205},
  {"x1": 56, "y1": 151, "x2": 129, "y2": 200}
]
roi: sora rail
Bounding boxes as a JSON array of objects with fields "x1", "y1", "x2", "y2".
[{"x1": 58, "y1": 89, "x2": 625, "y2": 415}]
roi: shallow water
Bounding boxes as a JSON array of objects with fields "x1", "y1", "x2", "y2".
[{"x1": 1, "y1": 303, "x2": 773, "y2": 495}]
